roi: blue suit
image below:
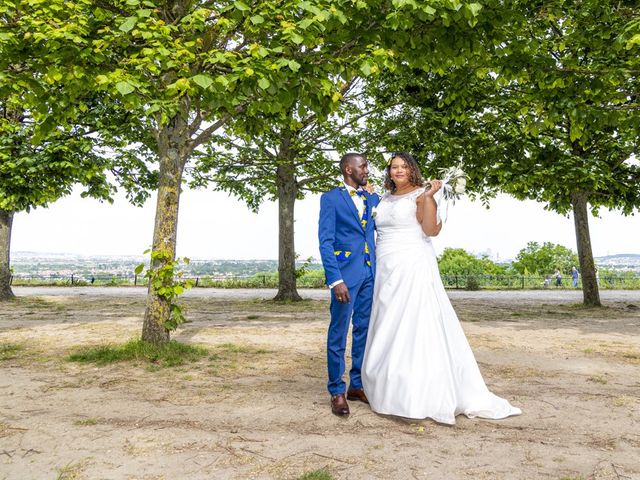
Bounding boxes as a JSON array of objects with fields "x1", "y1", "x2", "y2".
[{"x1": 318, "y1": 186, "x2": 379, "y2": 395}]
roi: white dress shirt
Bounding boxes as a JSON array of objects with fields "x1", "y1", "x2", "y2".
[{"x1": 344, "y1": 183, "x2": 365, "y2": 219}]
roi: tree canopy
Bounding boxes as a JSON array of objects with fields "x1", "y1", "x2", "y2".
[
  {"x1": 437, "y1": 248, "x2": 508, "y2": 277},
  {"x1": 511, "y1": 242, "x2": 579, "y2": 276},
  {"x1": 360, "y1": 0, "x2": 640, "y2": 305}
]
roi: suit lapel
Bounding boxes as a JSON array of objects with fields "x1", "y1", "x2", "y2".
[
  {"x1": 363, "y1": 192, "x2": 373, "y2": 231},
  {"x1": 340, "y1": 188, "x2": 362, "y2": 226}
]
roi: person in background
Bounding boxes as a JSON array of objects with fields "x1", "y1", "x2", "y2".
[{"x1": 571, "y1": 266, "x2": 579, "y2": 288}]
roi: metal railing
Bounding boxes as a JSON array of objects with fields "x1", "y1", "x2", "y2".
[{"x1": 9, "y1": 273, "x2": 640, "y2": 289}]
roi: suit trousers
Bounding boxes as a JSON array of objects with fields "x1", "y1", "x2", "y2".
[{"x1": 326, "y1": 265, "x2": 374, "y2": 395}]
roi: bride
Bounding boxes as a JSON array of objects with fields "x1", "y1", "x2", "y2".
[{"x1": 361, "y1": 152, "x2": 521, "y2": 424}]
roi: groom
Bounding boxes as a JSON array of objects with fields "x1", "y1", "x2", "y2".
[{"x1": 318, "y1": 152, "x2": 379, "y2": 416}]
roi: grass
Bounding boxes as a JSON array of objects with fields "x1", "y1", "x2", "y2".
[
  {"x1": 0, "y1": 343, "x2": 23, "y2": 360},
  {"x1": 579, "y1": 342, "x2": 640, "y2": 365},
  {"x1": 74, "y1": 418, "x2": 98, "y2": 426},
  {"x1": 298, "y1": 470, "x2": 335, "y2": 480},
  {"x1": 55, "y1": 460, "x2": 86, "y2": 480},
  {"x1": 67, "y1": 339, "x2": 208, "y2": 368},
  {"x1": 587, "y1": 375, "x2": 608, "y2": 385},
  {"x1": 206, "y1": 342, "x2": 272, "y2": 375},
  {"x1": 216, "y1": 342, "x2": 271, "y2": 355}
]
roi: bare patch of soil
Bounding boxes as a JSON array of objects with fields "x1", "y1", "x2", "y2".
[{"x1": 1, "y1": 288, "x2": 639, "y2": 479}]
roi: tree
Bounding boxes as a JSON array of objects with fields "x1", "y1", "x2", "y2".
[
  {"x1": 487, "y1": 0, "x2": 640, "y2": 306},
  {"x1": 0, "y1": 103, "x2": 155, "y2": 301},
  {"x1": 438, "y1": 247, "x2": 508, "y2": 277},
  {"x1": 8, "y1": 0, "x2": 510, "y2": 334},
  {"x1": 362, "y1": 0, "x2": 640, "y2": 306},
  {"x1": 191, "y1": 0, "x2": 504, "y2": 300},
  {"x1": 8, "y1": 0, "x2": 395, "y2": 341},
  {"x1": 192, "y1": 81, "x2": 383, "y2": 301},
  {"x1": 511, "y1": 242, "x2": 578, "y2": 277},
  {"x1": 1, "y1": 1, "x2": 154, "y2": 300},
  {"x1": 0, "y1": 101, "x2": 115, "y2": 301}
]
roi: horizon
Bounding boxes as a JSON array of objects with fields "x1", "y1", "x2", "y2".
[
  {"x1": 12, "y1": 250, "x2": 640, "y2": 262},
  {"x1": 12, "y1": 187, "x2": 640, "y2": 262}
]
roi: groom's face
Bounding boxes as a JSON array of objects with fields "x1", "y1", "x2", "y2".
[{"x1": 346, "y1": 157, "x2": 369, "y2": 187}]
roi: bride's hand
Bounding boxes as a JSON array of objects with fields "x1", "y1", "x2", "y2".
[
  {"x1": 424, "y1": 179, "x2": 443, "y2": 198},
  {"x1": 364, "y1": 182, "x2": 375, "y2": 194}
]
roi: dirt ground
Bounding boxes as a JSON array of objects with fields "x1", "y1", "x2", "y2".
[{"x1": 1, "y1": 287, "x2": 639, "y2": 480}]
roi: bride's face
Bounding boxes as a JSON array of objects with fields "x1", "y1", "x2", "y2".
[{"x1": 389, "y1": 157, "x2": 411, "y2": 188}]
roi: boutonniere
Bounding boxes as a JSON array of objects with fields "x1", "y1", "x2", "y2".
[{"x1": 371, "y1": 206, "x2": 378, "y2": 219}]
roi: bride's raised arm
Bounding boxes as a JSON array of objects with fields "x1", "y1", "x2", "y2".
[{"x1": 416, "y1": 180, "x2": 443, "y2": 236}]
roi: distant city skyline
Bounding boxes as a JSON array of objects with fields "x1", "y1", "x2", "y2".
[{"x1": 11, "y1": 186, "x2": 640, "y2": 262}]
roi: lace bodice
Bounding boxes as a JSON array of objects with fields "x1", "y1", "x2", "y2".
[{"x1": 375, "y1": 188, "x2": 427, "y2": 243}]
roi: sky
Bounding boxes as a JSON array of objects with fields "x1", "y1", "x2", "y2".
[{"x1": 11, "y1": 185, "x2": 640, "y2": 262}]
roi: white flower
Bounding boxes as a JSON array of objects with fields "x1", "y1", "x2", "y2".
[
  {"x1": 432, "y1": 165, "x2": 467, "y2": 224},
  {"x1": 438, "y1": 165, "x2": 467, "y2": 202}
]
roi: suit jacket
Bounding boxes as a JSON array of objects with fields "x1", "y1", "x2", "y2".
[{"x1": 318, "y1": 186, "x2": 379, "y2": 287}]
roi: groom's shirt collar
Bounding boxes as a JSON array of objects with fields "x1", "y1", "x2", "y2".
[
  {"x1": 343, "y1": 182, "x2": 366, "y2": 219},
  {"x1": 343, "y1": 182, "x2": 362, "y2": 194}
]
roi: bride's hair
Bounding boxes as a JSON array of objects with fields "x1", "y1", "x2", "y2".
[{"x1": 384, "y1": 151, "x2": 424, "y2": 193}]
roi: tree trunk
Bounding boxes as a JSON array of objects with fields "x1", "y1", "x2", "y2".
[
  {"x1": 571, "y1": 191, "x2": 601, "y2": 306},
  {"x1": 273, "y1": 157, "x2": 302, "y2": 302},
  {"x1": 0, "y1": 209, "x2": 15, "y2": 300},
  {"x1": 141, "y1": 119, "x2": 188, "y2": 344}
]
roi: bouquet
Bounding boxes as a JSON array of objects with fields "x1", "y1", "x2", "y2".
[{"x1": 427, "y1": 165, "x2": 467, "y2": 223}]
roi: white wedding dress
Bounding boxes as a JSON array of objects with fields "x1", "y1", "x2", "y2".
[{"x1": 362, "y1": 188, "x2": 521, "y2": 424}]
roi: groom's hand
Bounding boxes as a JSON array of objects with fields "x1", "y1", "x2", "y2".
[{"x1": 333, "y1": 283, "x2": 351, "y2": 304}]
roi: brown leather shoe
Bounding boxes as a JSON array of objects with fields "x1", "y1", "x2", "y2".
[
  {"x1": 346, "y1": 387, "x2": 369, "y2": 404},
  {"x1": 331, "y1": 393, "x2": 350, "y2": 416}
]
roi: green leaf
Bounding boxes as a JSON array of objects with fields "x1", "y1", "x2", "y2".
[
  {"x1": 234, "y1": 1, "x2": 250, "y2": 11},
  {"x1": 115, "y1": 81, "x2": 135, "y2": 95},
  {"x1": 287, "y1": 59, "x2": 301, "y2": 72},
  {"x1": 250, "y1": 15, "x2": 264, "y2": 24},
  {"x1": 258, "y1": 77, "x2": 270, "y2": 89},
  {"x1": 466, "y1": 3, "x2": 482, "y2": 17},
  {"x1": 626, "y1": 34, "x2": 640, "y2": 49},
  {"x1": 119, "y1": 16, "x2": 138, "y2": 32},
  {"x1": 299, "y1": 18, "x2": 314, "y2": 29},
  {"x1": 290, "y1": 33, "x2": 304, "y2": 45},
  {"x1": 192, "y1": 74, "x2": 214, "y2": 89}
]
